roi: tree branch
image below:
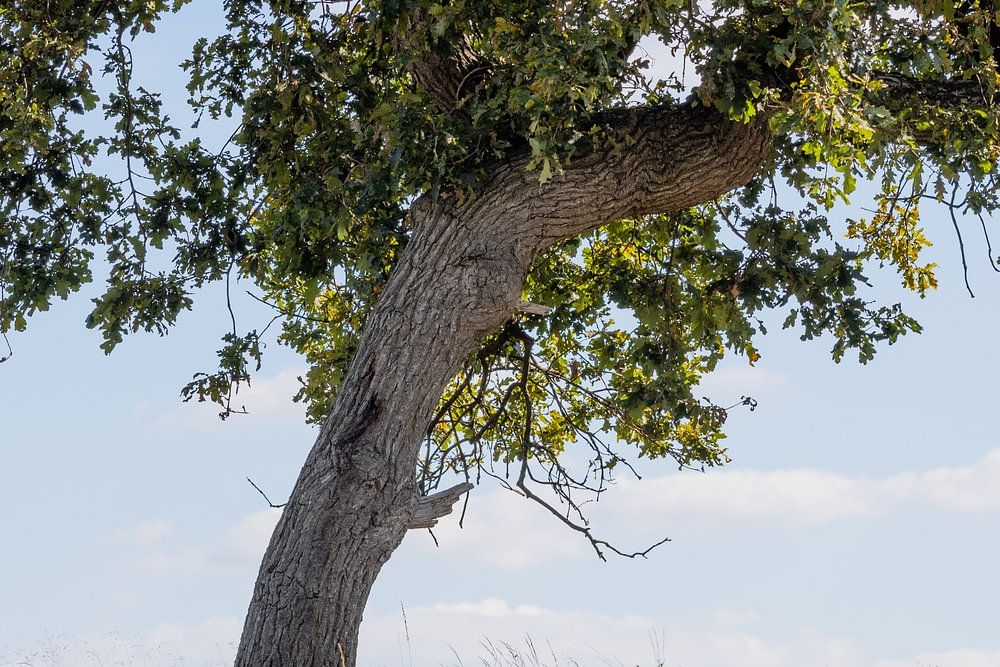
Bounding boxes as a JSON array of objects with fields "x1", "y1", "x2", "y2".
[
  {"x1": 873, "y1": 71, "x2": 989, "y2": 109},
  {"x1": 397, "y1": 13, "x2": 488, "y2": 115},
  {"x1": 461, "y1": 102, "x2": 774, "y2": 251}
]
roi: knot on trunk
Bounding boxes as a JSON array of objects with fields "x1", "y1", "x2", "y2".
[{"x1": 407, "y1": 482, "x2": 474, "y2": 529}]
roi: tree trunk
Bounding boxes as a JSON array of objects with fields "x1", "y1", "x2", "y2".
[
  {"x1": 235, "y1": 103, "x2": 772, "y2": 666},
  {"x1": 235, "y1": 191, "x2": 537, "y2": 664}
]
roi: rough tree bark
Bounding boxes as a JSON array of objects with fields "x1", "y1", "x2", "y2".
[{"x1": 235, "y1": 103, "x2": 772, "y2": 666}]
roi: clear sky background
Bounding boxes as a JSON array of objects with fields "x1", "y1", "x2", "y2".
[{"x1": 2, "y1": 4, "x2": 1000, "y2": 666}]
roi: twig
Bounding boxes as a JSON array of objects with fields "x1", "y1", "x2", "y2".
[
  {"x1": 516, "y1": 476, "x2": 670, "y2": 561},
  {"x1": 246, "y1": 476, "x2": 286, "y2": 508},
  {"x1": 0, "y1": 329, "x2": 11, "y2": 363},
  {"x1": 724, "y1": 395, "x2": 758, "y2": 412},
  {"x1": 245, "y1": 290, "x2": 337, "y2": 324}
]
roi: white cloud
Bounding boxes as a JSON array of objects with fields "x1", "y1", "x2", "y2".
[
  {"x1": 911, "y1": 448, "x2": 1000, "y2": 511},
  {"x1": 145, "y1": 616, "x2": 242, "y2": 664},
  {"x1": 118, "y1": 508, "x2": 280, "y2": 577},
  {"x1": 402, "y1": 487, "x2": 586, "y2": 569},
  {"x1": 83, "y1": 452, "x2": 1000, "y2": 666},
  {"x1": 695, "y1": 364, "x2": 791, "y2": 401},
  {"x1": 104, "y1": 447, "x2": 1000, "y2": 592},
  {"x1": 153, "y1": 366, "x2": 309, "y2": 429},
  {"x1": 400, "y1": 449, "x2": 1000, "y2": 572},
  {"x1": 363, "y1": 599, "x2": 1000, "y2": 667},
  {"x1": 359, "y1": 598, "x2": 868, "y2": 667},
  {"x1": 233, "y1": 367, "x2": 310, "y2": 421},
  {"x1": 114, "y1": 518, "x2": 173, "y2": 546},
  {"x1": 596, "y1": 448, "x2": 1000, "y2": 526},
  {"x1": 875, "y1": 648, "x2": 1000, "y2": 667},
  {"x1": 5, "y1": 607, "x2": 997, "y2": 667},
  {"x1": 212, "y1": 508, "x2": 283, "y2": 566}
]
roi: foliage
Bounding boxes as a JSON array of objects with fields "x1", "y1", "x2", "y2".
[{"x1": 4, "y1": 0, "x2": 1000, "y2": 506}]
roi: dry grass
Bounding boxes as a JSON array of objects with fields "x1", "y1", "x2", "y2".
[{"x1": 2, "y1": 630, "x2": 669, "y2": 667}]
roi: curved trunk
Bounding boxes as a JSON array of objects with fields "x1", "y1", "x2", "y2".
[
  {"x1": 235, "y1": 195, "x2": 535, "y2": 665},
  {"x1": 236, "y1": 103, "x2": 772, "y2": 666}
]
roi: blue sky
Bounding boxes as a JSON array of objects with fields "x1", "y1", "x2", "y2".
[{"x1": 2, "y1": 4, "x2": 1000, "y2": 666}]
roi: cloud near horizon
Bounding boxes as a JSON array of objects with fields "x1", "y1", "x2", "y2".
[
  {"x1": 109, "y1": 447, "x2": 1000, "y2": 582},
  {"x1": 7, "y1": 601, "x2": 997, "y2": 667},
  {"x1": 360, "y1": 597, "x2": 996, "y2": 667},
  {"x1": 401, "y1": 447, "x2": 1000, "y2": 569},
  {"x1": 116, "y1": 508, "x2": 281, "y2": 577},
  {"x1": 31, "y1": 437, "x2": 1000, "y2": 667},
  {"x1": 603, "y1": 446, "x2": 1000, "y2": 524}
]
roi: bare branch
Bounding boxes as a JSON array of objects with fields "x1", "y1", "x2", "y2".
[
  {"x1": 515, "y1": 476, "x2": 670, "y2": 561},
  {"x1": 247, "y1": 477, "x2": 287, "y2": 509},
  {"x1": 949, "y1": 185, "x2": 976, "y2": 298}
]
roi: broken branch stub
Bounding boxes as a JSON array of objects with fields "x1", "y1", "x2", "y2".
[{"x1": 407, "y1": 482, "x2": 474, "y2": 529}]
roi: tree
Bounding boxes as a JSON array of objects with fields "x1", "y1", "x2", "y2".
[{"x1": 3, "y1": 0, "x2": 1000, "y2": 663}]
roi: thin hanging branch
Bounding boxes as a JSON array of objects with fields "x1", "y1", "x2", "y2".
[
  {"x1": 949, "y1": 187, "x2": 975, "y2": 297},
  {"x1": 977, "y1": 212, "x2": 1000, "y2": 272}
]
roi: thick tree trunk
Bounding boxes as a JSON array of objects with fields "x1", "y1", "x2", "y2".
[
  {"x1": 235, "y1": 103, "x2": 772, "y2": 666},
  {"x1": 235, "y1": 193, "x2": 535, "y2": 665}
]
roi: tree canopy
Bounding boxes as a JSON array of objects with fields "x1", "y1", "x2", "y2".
[{"x1": 4, "y1": 0, "x2": 1000, "y2": 555}]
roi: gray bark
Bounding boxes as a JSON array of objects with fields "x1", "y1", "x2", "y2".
[{"x1": 235, "y1": 102, "x2": 771, "y2": 666}]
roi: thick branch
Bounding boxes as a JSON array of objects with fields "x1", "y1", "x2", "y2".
[
  {"x1": 397, "y1": 13, "x2": 487, "y2": 114},
  {"x1": 873, "y1": 71, "x2": 989, "y2": 109},
  {"x1": 581, "y1": 104, "x2": 774, "y2": 221},
  {"x1": 410, "y1": 43, "x2": 487, "y2": 114},
  {"x1": 470, "y1": 101, "x2": 774, "y2": 250}
]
